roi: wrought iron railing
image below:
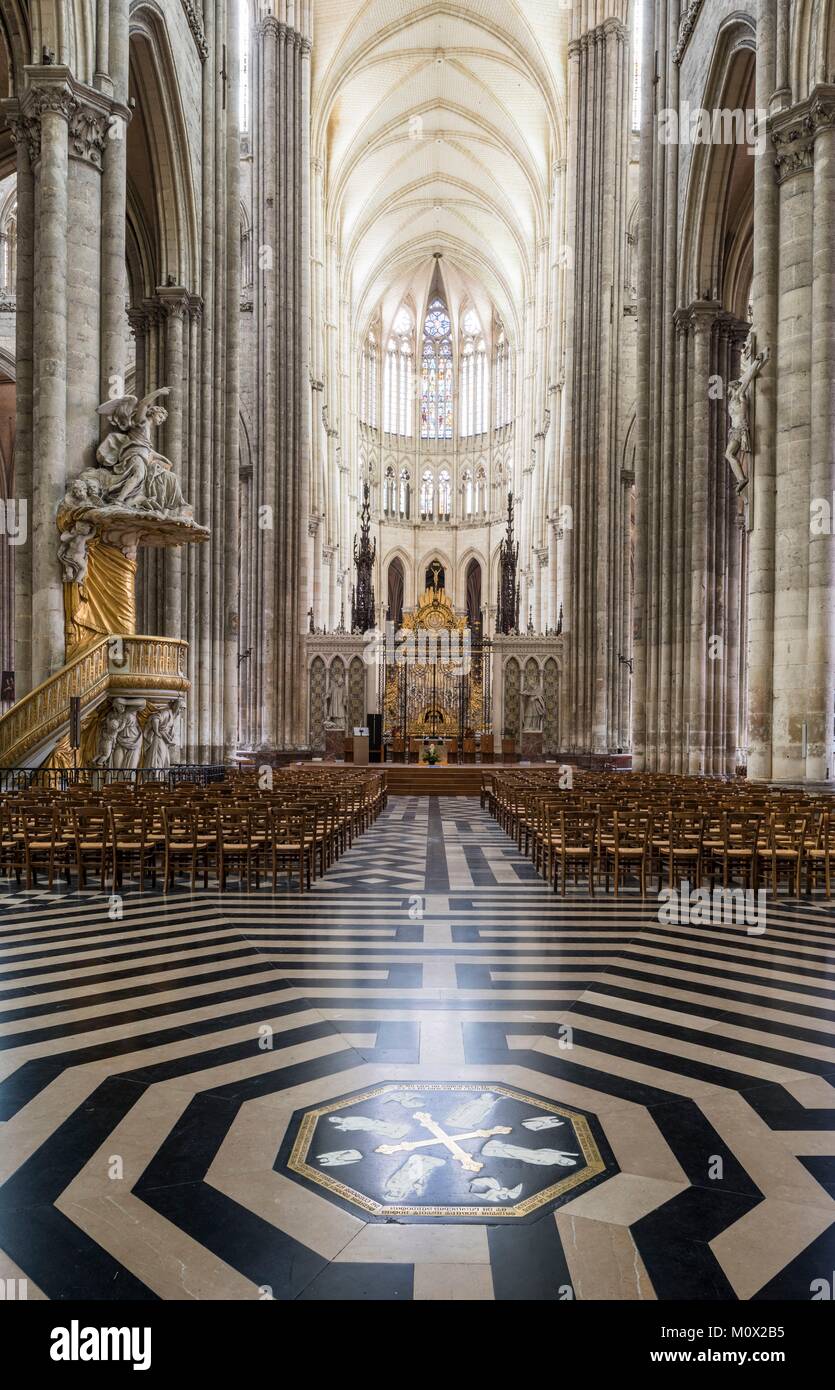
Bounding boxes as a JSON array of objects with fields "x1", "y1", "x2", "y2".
[{"x1": 0, "y1": 764, "x2": 227, "y2": 794}]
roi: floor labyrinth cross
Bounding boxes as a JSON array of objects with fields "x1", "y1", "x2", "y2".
[{"x1": 375, "y1": 1111, "x2": 512, "y2": 1173}]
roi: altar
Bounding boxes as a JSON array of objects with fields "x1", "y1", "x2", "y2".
[{"x1": 383, "y1": 570, "x2": 491, "y2": 743}]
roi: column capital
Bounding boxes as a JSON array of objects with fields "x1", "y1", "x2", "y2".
[
  {"x1": 155, "y1": 284, "x2": 191, "y2": 319},
  {"x1": 18, "y1": 69, "x2": 118, "y2": 169},
  {"x1": 127, "y1": 306, "x2": 150, "y2": 338},
  {"x1": 257, "y1": 16, "x2": 287, "y2": 42},
  {"x1": 768, "y1": 88, "x2": 835, "y2": 185},
  {"x1": 687, "y1": 299, "x2": 722, "y2": 334}
]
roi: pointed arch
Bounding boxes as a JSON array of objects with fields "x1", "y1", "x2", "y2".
[{"x1": 128, "y1": 3, "x2": 199, "y2": 292}]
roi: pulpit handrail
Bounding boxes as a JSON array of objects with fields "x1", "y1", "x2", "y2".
[{"x1": 0, "y1": 635, "x2": 189, "y2": 767}]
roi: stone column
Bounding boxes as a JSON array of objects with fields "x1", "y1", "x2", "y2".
[
  {"x1": 747, "y1": 0, "x2": 779, "y2": 781},
  {"x1": 27, "y1": 77, "x2": 71, "y2": 684},
  {"x1": 100, "y1": 0, "x2": 130, "y2": 404},
  {"x1": 157, "y1": 287, "x2": 189, "y2": 638},
  {"x1": 805, "y1": 92, "x2": 835, "y2": 780},
  {"x1": 563, "y1": 15, "x2": 630, "y2": 753},
  {"x1": 771, "y1": 107, "x2": 814, "y2": 780},
  {"x1": 223, "y1": 0, "x2": 242, "y2": 760},
  {"x1": 687, "y1": 304, "x2": 719, "y2": 775},
  {"x1": 6, "y1": 109, "x2": 34, "y2": 696}
]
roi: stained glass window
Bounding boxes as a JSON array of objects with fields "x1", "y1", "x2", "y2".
[{"x1": 421, "y1": 297, "x2": 453, "y2": 439}]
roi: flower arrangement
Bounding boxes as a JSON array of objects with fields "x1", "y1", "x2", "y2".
[{"x1": 423, "y1": 741, "x2": 440, "y2": 765}]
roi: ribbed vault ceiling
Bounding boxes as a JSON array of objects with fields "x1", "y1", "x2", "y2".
[{"x1": 311, "y1": 0, "x2": 569, "y2": 339}]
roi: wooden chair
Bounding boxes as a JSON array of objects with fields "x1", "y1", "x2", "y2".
[
  {"x1": 601, "y1": 811, "x2": 650, "y2": 896},
  {"x1": 22, "y1": 808, "x2": 64, "y2": 890},
  {"x1": 711, "y1": 812, "x2": 762, "y2": 892},
  {"x1": 760, "y1": 812, "x2": 807, "y2": 897},
  {"x1": 271, "y1": 808, "x2": 314, "y2": 892},
  {"x1": 549, "y1": 809, "x2": 599, "y2": 896},
  {"x1": 71, "y1": 807, "x2": 110, "y2": 890},
  {"x1": 480, "y1": 734, "x2": 494, "y2": 762},
  {"x1": 805, "y1": 810, "x2": 835, "y2": 896},
  {"x1": 657, "y1": 810, "x2": 704, "y2": 890},
  {"x1": 162, "y1": 807, "x2": 216, "y2": 892},
  {"x1": 110, "y1": 806, "x2": 157, "y2": 892},
  {"x1": 216, "y1": 806, "x2": 254, "y2": 890}
]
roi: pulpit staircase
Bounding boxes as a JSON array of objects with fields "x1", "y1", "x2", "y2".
[{"x1": 0, "y1": 635, "x2": 189, "y2": 769}]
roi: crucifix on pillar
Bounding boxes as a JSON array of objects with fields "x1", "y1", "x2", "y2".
[{"x1": 725, "y1": 323, "x2": 769, "y2": 530}]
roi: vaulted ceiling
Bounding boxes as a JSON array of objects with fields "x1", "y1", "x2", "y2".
[{"x1": 311, "y1": 0, "x2": 569, "y2": 342}]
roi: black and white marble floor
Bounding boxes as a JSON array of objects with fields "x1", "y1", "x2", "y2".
[{"x1": 1, "y1": 795, "x2": 834, "y2": 1300}]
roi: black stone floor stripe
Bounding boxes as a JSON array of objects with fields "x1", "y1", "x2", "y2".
[
  {"x1": 0, "y1": 958, "x2": 286, "y2": 1021},
  {"x1": 513, "y1": 1018, "x2": 835, "y2": 1089},
  {"x1": 0, "y1": 906, "x2": 223, "y2": 945},
  {"x1": 751, "y1": 1222, "x2": 835, "y2": 1300},
  {"x1": 631, "y1": 1188, "x2": 753, "y2": 1301},
  {"x1": 588, "y1": 963, "x2": 835, "y2": 1016},
  {"x1": 425, "y1": 796, "x2": 449, "y2": 892},
  {"x1": 600, "y1": 957, "x2": 835, "y2": 1002},
  {"x1": 487, "y1": 1214, "x2": 574, "y2": 1300},
  {"x1": 0, "y1": 972, "x2": 305, "y2": 1049},
  {"x1": 0, "y1": 925, "x2": 248, "y2": 969},
  {"x1": 0, "y1": 933, "x2": 252, "y2": 981},
  {"x1": 0, "y1": 947, "x2": 268, "y2": 1005},
  {"x1": 565, "y1": 998, "x2": 835, "y2": 1068},
  {"x1": 0, "y1": 1004, "x2": 334, "y2": 1117},
  {"x1": 586, "y1": 978, "x2": 833, "y2": 1034},
  {"x1": 296, "y1": 1261, "x2": 414, "y2": 1300},
  {"x1": 587, "y1": 978, "x2": 835, "y2": 1033},
  {"x1": 0, "y1": 1202, "x2": 159, "y2": 1301},
  {"x1": 567, "y1": 939, "x2": 835, "y2": 985}
]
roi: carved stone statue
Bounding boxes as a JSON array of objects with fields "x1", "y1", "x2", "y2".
[
  {"x1": 143, "y1": 699, "x2": 183, "y2": 770},
  {"x1": 91, "y1": 388, "x2": 193, "y2": 517},
  {"x1": 521, "y1": 674, "x2": 546, "y2": 733},
  {"x1": 92, "y1": 699, "x2": 125, "y2": 767},
  {"x1": 325, "y1": 667, "x2": 347, "y2": 729},
  {"x1": 112, "y1": 701, "x2": 143, "y2": 771},
  {"x1": 56, "y1": 391, "x2": 209, "y2": 657},
  {"x1": 725, "y1": 343, "x2": 769, "y2": 493}
]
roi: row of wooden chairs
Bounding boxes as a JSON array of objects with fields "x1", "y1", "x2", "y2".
[
  {"x1": 484, "y1": 772, "x2": 835, "y2": 897},
  {"x1": 0, "y1": 771, "x2": 387, "y2": 893}
]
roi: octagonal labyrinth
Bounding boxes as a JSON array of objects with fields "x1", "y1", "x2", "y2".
[{"x1": 279, "y1": 1081, "x2": 618, "y2": 1222}]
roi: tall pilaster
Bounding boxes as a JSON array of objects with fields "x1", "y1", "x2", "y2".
[
  {"x1": 747, "y1": 0, "x2": 779, "y2": 780},
  {"x1": 563, "y1": 12, "x2": 631, "y2": 752},
  {"x1": 252, "y1": 3, "x2": 313, "y2": 749},
  {"x1": 26, "y1": 74, "x2": 71, "y2": 685},
  {"x1": 804, "y1": 90, "x2": 835, "y2": 780},
  {"x1": 771, "y1": 104, "x2": 814, "y2": 780}
]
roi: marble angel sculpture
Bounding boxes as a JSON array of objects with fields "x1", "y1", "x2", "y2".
[{"x1": 87, "y1": 388, "x2": 193, "y2": 519}]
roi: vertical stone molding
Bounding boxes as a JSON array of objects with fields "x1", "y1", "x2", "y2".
[
  {"x1": 251, "y1": 9, "x2": 313, "y2": 748},
  {"x1": 563, "y1": 14, "x2": 632, "y2": 755}
]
